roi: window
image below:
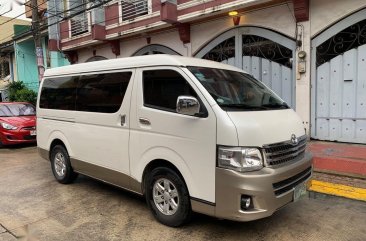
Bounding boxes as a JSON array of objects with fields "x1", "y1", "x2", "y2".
[
  {"x1": 76, "y1": 72, "x2": 131, "y2": 113},
  {"x1": 121, "y1": 0, "x2": 148, "y2": 21},
  {"x1": 69, "y1": 0, "x2": 88, "y2": 37},
  {"x1": 143, "y1": 69, "x2": 198, "y2": 112},
  {"x1": 188, "y1": 67, "x2": 288, "y2": 111},
  {"x1": 0, "y1": 103, "x2": 36, "y2": 117},
  {"x1": 40, "y1": 71, "x2": 132, "y2": 113},
  {"x1": 40, "y1": 76, "x2": 78, "y2": 110}
]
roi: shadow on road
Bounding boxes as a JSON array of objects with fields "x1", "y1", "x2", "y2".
[{"x1": 0, "y1": 143, "x2": 37, "y2": 150}]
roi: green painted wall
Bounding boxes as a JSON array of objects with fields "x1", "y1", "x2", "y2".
[
  {"x1": 15, "y1": 36, "x2": 70, "y2": 93},
  {"x1": 15, "y1": 39, "x2": 39, "y2": 92},
  {"x1": 13, "y1": 25, "x2": 31, "y2": 36},
  {"x1": 50, "y1": 51, "x2": 70, "y2": 68}
]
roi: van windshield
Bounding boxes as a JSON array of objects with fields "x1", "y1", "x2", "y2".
[{"x1": 188, "y1": 66, "x2": 289, "y2": 111}]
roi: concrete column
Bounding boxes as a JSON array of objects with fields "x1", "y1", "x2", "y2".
[{"x1": 295, "y1": 20, "x2": 311, "y2": 134}]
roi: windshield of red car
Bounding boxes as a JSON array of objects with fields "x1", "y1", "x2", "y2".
[{"x1": 0, "y1": 103, "x2": 36, "y2": 117}]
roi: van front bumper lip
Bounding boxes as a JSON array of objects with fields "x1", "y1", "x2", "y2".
[{"x1": 215, "y1": 152, "x2": 313, "y2": 221}]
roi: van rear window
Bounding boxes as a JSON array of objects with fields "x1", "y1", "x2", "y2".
[{"x1": 40, "y1": 72, "x2": 132, "y2": 113}]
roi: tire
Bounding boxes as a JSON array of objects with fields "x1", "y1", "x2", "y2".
[
  {"x1": 145, "y1": 167, "x2": 191, "y2": 227},
  {"x1": 50, "y1": 145, "x2": 78, "y2": 184}
]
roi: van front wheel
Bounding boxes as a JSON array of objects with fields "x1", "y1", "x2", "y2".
[
  {"x1": 50, "y1": 145, "x2": 78, "y2": 184},
  {"x1": 145, "y1": 167, "x2": 191, "y2": 227}
]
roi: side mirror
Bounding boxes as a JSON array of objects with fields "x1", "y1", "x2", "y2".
[{"x1": 176, "y1": 96, "x2": 200, "y2": 116}]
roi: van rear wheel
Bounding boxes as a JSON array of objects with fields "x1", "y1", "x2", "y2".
[
  {"x1": 50, "y1": 145, "x2": 78, "y2": 184},
  {"x1": 145, "y1": 167, "x2": 191, "y2": 227}
]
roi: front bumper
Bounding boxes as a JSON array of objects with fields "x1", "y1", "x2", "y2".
[
  {"x1": 215, "y1": 152, "x2": 312, "y2": 221},
  {"x1": 0, "y1": 129, "x2": 36, "y2": 145}
]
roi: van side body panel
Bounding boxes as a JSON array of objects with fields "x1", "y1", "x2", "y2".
[
  {"x1": 37, "y1": 69, "x2": 136, "y2": 188},
  {"x1": 129, "y1": 67, "x2": 218, "y2": 203}
]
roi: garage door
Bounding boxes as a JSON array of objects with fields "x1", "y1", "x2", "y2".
[{"x1": 311, "y1": 10, "x2": 366, "y2": 144}]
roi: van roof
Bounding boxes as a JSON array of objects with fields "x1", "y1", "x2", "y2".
[{"x1": 44, "y1": 54, "x2": 243, "y2": 77}]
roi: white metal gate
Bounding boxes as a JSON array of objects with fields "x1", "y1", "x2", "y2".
[
  {"x1": 311, "y1": 9, "x2": 366, "y2": 144},
  {"x1": 195, "y1": 27, "x2": 296, "y2": 108}
]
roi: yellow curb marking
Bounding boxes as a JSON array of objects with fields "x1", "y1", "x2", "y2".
[{"x1": 308, "y1": 180, "x2": 366, "y2": 202}]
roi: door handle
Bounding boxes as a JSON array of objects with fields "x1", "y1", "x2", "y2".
[
  {"x1": 120, "y1": 114, "x2": 126, "y2": 126},
  {"x1": 139, "y1": 117, "x2": 151, "y2": 126}
]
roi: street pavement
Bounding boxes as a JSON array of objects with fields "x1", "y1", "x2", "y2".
[{"x1": 0, "y1": 145, "x2": 365, "y2": 241}]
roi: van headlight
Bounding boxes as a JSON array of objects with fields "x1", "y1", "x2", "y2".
[{"x1": 217, "y1": 146, "x2": 263, "y2": 172}]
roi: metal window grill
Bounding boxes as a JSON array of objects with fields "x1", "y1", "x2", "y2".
[
  {"x1": 121, "y1": 0, "x2": 149, "y2": 21},
  {"x1": 71, "y1": 12, "x2": 89, "y2": 37}
]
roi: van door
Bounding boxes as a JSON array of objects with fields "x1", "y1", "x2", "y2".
[
  {"x1": 70, "y1": 70, "x2": 134, "y2": 186},
  {"x1": 129, "y1": 67, "x2": 217, "y2": 203}
]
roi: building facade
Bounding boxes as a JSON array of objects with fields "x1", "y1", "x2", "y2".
[
  {"x1": 0, "y1": 1, "x2": 71, "y2": 93},
  {"x1": 48, "y1": 0, "x2": 366, "y2": 145},
  {"x1": 14, "y1": 29, "x2": 70, "y2": 92},
  {"x1": 0, "y1": 16, "x2": 31, "y2": 101}
]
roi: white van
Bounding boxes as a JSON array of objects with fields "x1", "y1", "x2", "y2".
[{"x1": 37, "y1": 55, "x2": 312, "y2": 226}]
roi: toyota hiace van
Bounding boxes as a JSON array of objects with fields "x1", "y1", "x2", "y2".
[{"x1": 37, "y1": 55, "x2": 312, "y2": 226}]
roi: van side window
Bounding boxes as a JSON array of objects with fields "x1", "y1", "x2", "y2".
[
  {"x1": 40, "y1": 76, "x2": 78, "y2": 110},
  {"x1": 40, "y1": 72, "x2": 132, "y2": 113},
  {"x1": 76, "y1": 72, "x2": 132, "y2": 113},
  {"x1": 143, "y1": 70, "x2": 198, "y2": 112}
]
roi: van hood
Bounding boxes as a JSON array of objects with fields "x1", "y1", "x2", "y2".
[{"x1": 226, "y1": 109, "x2": 305, "y2": 147}]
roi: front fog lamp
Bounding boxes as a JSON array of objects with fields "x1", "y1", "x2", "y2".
[
  {"x1": 241, "y1": 195, "x2": 253, "y2": 210},
  {"x1": 218, "y1": 146, "x2": 263, "y2": 172}
]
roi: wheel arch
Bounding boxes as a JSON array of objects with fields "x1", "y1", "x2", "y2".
[
  {"x1": 47, "y1": 131, "x2": 74, "y2": 158},
  {"x1": 141, "y1": 159, "x2": 190, "y2": 196}
]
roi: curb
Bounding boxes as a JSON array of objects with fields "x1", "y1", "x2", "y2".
[
  {"x1": 313, "y1": 156, "x2": 366, "y2": 177},
  {"x1": 308, "y1": 179, "x2": 366, "y2": 202}
]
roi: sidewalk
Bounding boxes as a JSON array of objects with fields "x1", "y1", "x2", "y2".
[{"x1": 307, "y1": 141, "x2": 366, "y2": 201}]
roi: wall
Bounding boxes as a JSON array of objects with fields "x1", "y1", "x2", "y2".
[
  {"x1": 15, "y1": 39, "x2": 39, "y2": 92},
  {"x1": 78, "y1": 3, "x2": 297, "y2": 61},
  {"x1": 50, "y1": 52, "x2": 70, "y2": 68},
  {"x1": 310, "y1": 0, "x2": 366, "y2": 37},
  {"x1": 191, "y1": 3, "x2": 296, "y2": 54},
  {"x1": 77, "y1": 43, "x2": 118, "y2": 63},
  {"x1": 0, "y1": 18, "x2": 30, "y2": 44},
  {"x1": 77, "y1": 29, "x2": 187, "y2": 62},
  {"x1": 121, "y1": 30, "x2": 187, "y2": 57},
  {"x1": 42, "y1": 37, "x2": 70, "y2": 68},
  {"x1": 15, "y1": 35, "x2": 70, "y2": 93}
]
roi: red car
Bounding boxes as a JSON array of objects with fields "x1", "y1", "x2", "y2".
[{"x1": 0, "y1": 102, "x2": 36, "y2": 146}]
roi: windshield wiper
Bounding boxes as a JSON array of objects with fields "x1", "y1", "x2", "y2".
[
  {"x1": 219, "y1": 104, "x2": 267, "y2": 110},
  {"x1": 261, "y1": 102, "x2": 289, "y2": 109}
]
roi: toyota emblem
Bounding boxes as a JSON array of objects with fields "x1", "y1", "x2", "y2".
[{"x1": 291, "y1": 134, "x2": 298, "y2": 145}]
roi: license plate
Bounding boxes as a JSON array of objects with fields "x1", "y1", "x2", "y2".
[
  {"x1": 293, "y1": 182, "x2": 307, "y2": 202},
  {"x1": 30, "y1": 130, "x2": 37, "y2": 136}
]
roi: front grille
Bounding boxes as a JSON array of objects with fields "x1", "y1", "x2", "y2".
[
  {"x1": 24, "y1": 135, "x2": 36, "y2": 140},
  {"x1": 22, "y1": 126, "x2": 36, "y2": 130},
  {"x1": 263, "y1": 135, "x2": 307, "y2": 167},
  {"x1": 272, "y1": 167, "x2": 312, "y2": 196}
]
